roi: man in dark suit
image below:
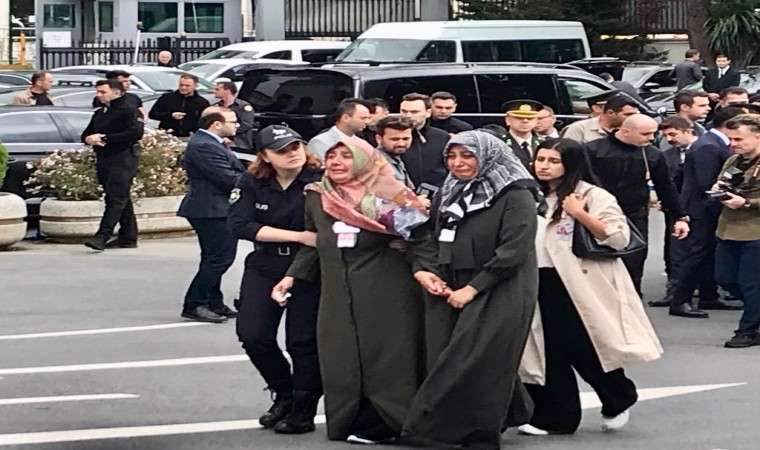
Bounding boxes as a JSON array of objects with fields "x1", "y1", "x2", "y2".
[
  {"x1": 703, "y1": 54, "x2": 741, "y2": 103},
  {"x1": 650, "y1": 117, "x2": 697, "y2": 306},
  {"x1": 178, "y1": 106, "x2": 245, "y2": 323},
  {"x1": 502, "y1": 99, "x2": 543, "y2": 169},
  {"x1": 667, "y1": 107, "x2": 745, "y2": 318}
]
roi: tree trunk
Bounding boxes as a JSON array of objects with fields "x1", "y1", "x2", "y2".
[{"x1": 685, "y1": 0, "x2": 712, "y2": 63}]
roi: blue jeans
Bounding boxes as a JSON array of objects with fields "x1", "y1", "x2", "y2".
[
  {"x1": 715, "y1": 238, "x2": 760, "y2": 335},
  {"x1": 183, "y1": 218, "x2": 238, "y2": 311}
]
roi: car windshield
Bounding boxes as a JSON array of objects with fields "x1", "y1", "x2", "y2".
[
  {"x1": 335, "y1": 38, "x2": 454, "y2": 63},
  {"x1": 135, "y1": 70, "x2": 214, "y2": 91},
  {"x1": 179, "y1": 63, "x2": 226, "y2": 80},
  {"x1": 622, "y1": 67, "x2": 659, "y2": 83},
  {"x1": 197, "y1": 50, "x2": 259, "y2": 61}
]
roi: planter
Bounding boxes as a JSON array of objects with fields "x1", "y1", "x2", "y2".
[
  {"x1": 0, "y1": 192, "x2": 27, "y2": 249},
  {"x1": 40, "y1": 195, "x2": 192, "y2": 240}
]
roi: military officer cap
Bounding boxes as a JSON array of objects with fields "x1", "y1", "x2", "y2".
[
  {"x1": 732, "y1": 103, "x2": 760, "y2": 116},
  {"x1": 582, "y1": 89, "x2": 621, "y2": 108},
  {"x1": 502, "y1": 99, "x2": 544, "y2": 119}
]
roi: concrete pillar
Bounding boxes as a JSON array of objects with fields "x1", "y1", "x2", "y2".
[
  {"x1": 419, "y1": 0, "x2": 449, "y2": 21},
  {"x1": 254, "y1": 0, "x2": 284, "y2": 40}
]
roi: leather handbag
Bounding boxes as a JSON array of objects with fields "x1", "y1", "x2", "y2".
[{"x1": 571, "y1": 188, "x2": 647, "y2": 260}]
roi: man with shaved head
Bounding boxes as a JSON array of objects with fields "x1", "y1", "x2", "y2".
[{"x1": 585, "y1": 114, "x2": 690, "y2": 297}]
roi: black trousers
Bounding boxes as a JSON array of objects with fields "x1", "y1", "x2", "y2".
[
  {"x1": 183, "y1": 218, "x2": 237, "y2": 311},
  {"x1": 671, "y1": 215, "x2": 720, "y2": 306},
  {"x1": 95, "y1": 150, "x2": 138, "y2": 242},
  {"x1": 663, "y1": 211, "x2": 673, "y2": 278},
  {"x1": 236, "y1": 253, "x2": 322, "y2": 393},
  {"x1": 621, "y1": 209, "x2": 649, "y2": 296},
  {"x1": 525, "y1": 269, "x2": 638, "y2": 434}
]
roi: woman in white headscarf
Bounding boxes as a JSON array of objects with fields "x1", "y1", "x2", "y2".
[{"x1": 403, "y1": 130, "x2": 544, "y2": 450}]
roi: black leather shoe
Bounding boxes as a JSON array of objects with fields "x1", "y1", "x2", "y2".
[
  {"x1": 106, "y1": 238, "x2": 138, "y2": 249},
  {"x1": 274, "y1": 390, "x2": 321, "y2": 434},
  {"x1": 212, "y1": 305, "x2": 238, "y2": 318},
  {"x1": 698, "y1": 300, "x2": 743, "y2": 311},
  {"x1": 181, "y1": 306, "x2": 227, "y2": 323},
  {"x1": 84, "y1": 236, "x2": 108, "y2": 251},
  {"x1": 648, "y1": 297, "x2": 671, "y2": 307},
  {"x1": 725, "y1": 333, "x2": 760, "y2": 348},
  {"x1": 669, "y1": 303, "x2": 709, "y2": 319},
  {"x1": 260, "y1": 390, "x2": 294, "y2": 429},
  {"x1": 724, "y1": 293, "x2": 743, "y2": 302}
]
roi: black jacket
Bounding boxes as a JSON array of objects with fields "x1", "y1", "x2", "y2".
[
  {"x1": 586, "y1": 134, "x2": 685, "y2": 217},
  {"x1": 401, "y1": 124, "x2": 451, "y2": 188},
  {"x1": 507, "y1": 132, "x2": 541, "y2": 169},
  {"x1": 80, "y1": 95, "x2": 144, "y2": 157},
  {"x1": 663, "y1": 145, "x2": 686, "y2": 193},
  {"x1": 177, "y1": 130, "x2": 245, "y2": 219},
  {"x1": 430, "y1": 117, "x2": 474, "y2": 134},
  {"x1": 216, "y1": 98, "x2": 258, "y2": 153},
  {"x1": 703, "y1": 67, "x2": 741, "y2": 94},
  {"x1": 680, "y1": 132, "x2": 731, "y2": 219},
  {"x1": 148, "y1": 90, "x2": 210, "y2": 137}
]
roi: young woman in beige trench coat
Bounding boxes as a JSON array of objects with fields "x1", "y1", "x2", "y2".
[{"x1": 518, "y1": 138, "x2": 663, "y2": 436}]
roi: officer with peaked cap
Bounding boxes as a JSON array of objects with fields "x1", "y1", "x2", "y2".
[
  {"x1": 582, "y1": 89, "x2": 622, "y2": 118},
  {"x1": 502, "y1": 99, "x2": 544, "y2": 168}
]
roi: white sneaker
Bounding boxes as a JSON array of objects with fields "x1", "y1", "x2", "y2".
[
  {"x1": 517, "y1": 424, "x2": 549, "y2": 436},
  {"x1": 346, "y1": 434, "x2": 379, "y2": 445},
  {"x1": 601, "y1": 408, "x2": 630, "y2": 431}
]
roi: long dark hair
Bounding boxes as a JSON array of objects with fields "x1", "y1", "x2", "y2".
[{"x1": 533, "y1": 138, "x2": 601, "y2": 222}]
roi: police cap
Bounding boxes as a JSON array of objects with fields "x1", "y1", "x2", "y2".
[
  {"x1": 257, "y1": 125, "x2": 306, "y2": 151},
  {"x1": 502, "y1": 99, "x2": 544, "y2": 119}
]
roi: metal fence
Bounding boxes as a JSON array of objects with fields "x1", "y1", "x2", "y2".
[
  {"x1": 285, "y1": 0, "x2": 419, "y2": 38},
  {"x1": 39, "y1": 37, "x2": 231, "y2": 70}
]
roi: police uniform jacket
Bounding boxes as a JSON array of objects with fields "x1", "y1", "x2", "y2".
[
  {"x1": 228, "y1": 168, "x2": 323, "y2": 272},
  {"x1": 585, "y1": 133, "x2": 685, "y2": 217},
  {"x1": 148, "y1": 90, "x2": 210, "y2": 137},
  {"x1": 401, "y1": 123, "x2": 450, "y2": 187},
  {"x1": 80, "y1": 95, "x2": 144, "y2": 157},
  {"x1": 178, "y1": 130, "x2": 245, "y2": 219},
  {"x1": 93, "y1": 92, "x2": 143, "y2": 110},
  {"x1": 217, "y1": 99, "x2": 257, "y2": 152}
]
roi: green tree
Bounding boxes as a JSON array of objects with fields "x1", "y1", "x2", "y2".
[
  {"x1": 704, "y1": 0, "x2": 760, "y2": 68},
  {"x1": 0, "y1": 141, "x2": 7, "y2": 188}
]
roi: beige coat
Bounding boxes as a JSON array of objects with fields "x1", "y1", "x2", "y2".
[
  {"x1": 520, "y1": 181, "x2": 663, "y2": 385},
  {"x1": 10, "y1": 88, "x2": 54, "y2": 106}
]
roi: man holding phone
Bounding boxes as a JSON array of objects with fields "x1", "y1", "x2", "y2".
[{"x1": 669, "y1": 107, "x2": 745, "y2": 318}]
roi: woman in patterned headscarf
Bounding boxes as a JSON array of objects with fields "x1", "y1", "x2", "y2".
[
  {"x1": 402, "y1": 130, "x2": 543, "y2": 450},
  {"x1": 271, "y1": 137, "x2": 439, "y2": 445}
]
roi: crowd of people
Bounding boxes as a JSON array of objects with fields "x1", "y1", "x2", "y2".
[{"x1": 21, "y1": 51, "x2": 758, "y2": 447}]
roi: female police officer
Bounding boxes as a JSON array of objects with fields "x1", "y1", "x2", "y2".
[{"x1": 229, "y1": 125, "x2": 323, "y2": 434}]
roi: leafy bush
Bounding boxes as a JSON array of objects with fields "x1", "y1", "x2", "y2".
[
  {"x1": 26, "y1": 130, "x2": 187, "y2": 201},
  {"x1": 0, "y1": 141, "x2": 7, "y2": 188}
]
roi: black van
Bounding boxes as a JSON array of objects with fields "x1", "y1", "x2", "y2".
[{"x1": 238, "y1": 62, "x2": 654, "y2": 140}]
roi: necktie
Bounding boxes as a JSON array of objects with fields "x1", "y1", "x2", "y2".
[{"x1": 521, "y1": 141, "x2": 531, "y2": 157}]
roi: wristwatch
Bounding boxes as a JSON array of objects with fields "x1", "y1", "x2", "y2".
[
  {"x1": 676, "y1": 215, "x2": 690, "y2": 223},
  {"x1": 743, "y1": 198, "x2": 753, "y2": 209}
]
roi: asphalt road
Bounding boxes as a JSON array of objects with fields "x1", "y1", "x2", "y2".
[{"x1": 0, "y1": 212, "x2": 756, "y2": 450}]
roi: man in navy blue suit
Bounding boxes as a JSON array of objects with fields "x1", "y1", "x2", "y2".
[
  {"x1": 178, "y1": 106, "x2": 245, "y2": 323},
  {"x1": 668, "y1": 107, "x2": 745, "y2": 318}
]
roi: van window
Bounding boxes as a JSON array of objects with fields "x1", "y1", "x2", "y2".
[
  {"x1": 197, "y1": 50, "x2": 258, "y2": 60},
  {"x1": 363, "y1": 75, "x2": 478, "y2": 113},
  {"x1": 463, "y1": 40, "x2": 585, "y2": 63},
  {"x1": 560, "y1": 78, "x2": 607, "y2": 115},
  {"x1": 301, "y1": 49, "x2": 343, "y2": 64},
  {"x1": 475, "y1": 74, "x2": 558, "y2": 113},
  {"x1": 239, "y1": 72, "x2": 353, "y2": 116},
  {"x1": 336, "y1": 39, "x2": 456, "y2": 63},
  {"x1": 262, "y1": 50, "x2": 293, "y2": 60}
]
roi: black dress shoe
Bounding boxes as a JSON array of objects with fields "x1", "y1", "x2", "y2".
[
  {"x1": 669, "y1": 303, "x2": 709, "y2": 319},
  {"x1": 83, "y1": 236, "x2": 108, "y2": 251},
  {"x1": 724, "y1": 293, "x2": 743, "y2": 302},
  {"x1": 106, "y1": 238, "x2": 138, "y2": 249},
  {"x1": 181, "y1": 306, "x2": 228, "y2": 323},
  {"x1": 698, "y1": 300, "x2": 743, "y2": 311},
  {"x1": 725, "y1": 333, "x2": 760, "y2": 348},
  {"x1": 648, "y1": 298, "x2": 671, "y2": 307},
  {"x1": 212, "y1": 305, "x2": 238, "y2": 318}
]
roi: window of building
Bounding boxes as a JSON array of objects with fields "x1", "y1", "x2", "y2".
[
  {"x1": 42, "y1": 4, "x2": 76, "y2": 28},
  {"x1": 184, "y1": 3, "x2": 224, "y2": 33},
  {"x1": 138, "y1": 2, "x2": 178, "y2": 33},
  {"x1": 98, "y1": 2, "x2": 114, "y2": 32}
]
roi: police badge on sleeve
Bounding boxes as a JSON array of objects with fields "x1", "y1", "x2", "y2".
[{"x1": 229, "y1": 188, "x2": 241, "y2": 205}]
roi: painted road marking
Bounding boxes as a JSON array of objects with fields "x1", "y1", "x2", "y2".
[
  {"x1": 0, "y1": 355, "x2": 248, "y2": 376},
  {"x1": 0, "y1": 322, "x2": 210, "y2": 340},
  {"x1": 0, "y1": 394, "x2": 139, "y2": 406},
  {"x1": 0, "y1": 384, "x2": 744, "y2": 446}
]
